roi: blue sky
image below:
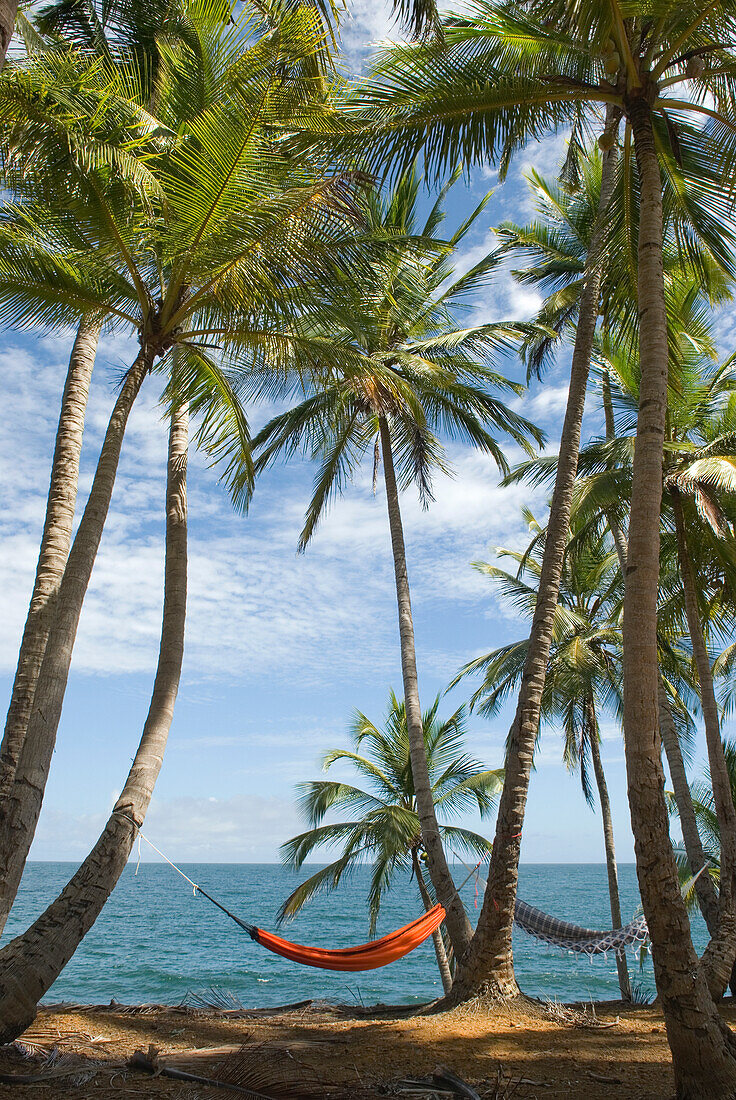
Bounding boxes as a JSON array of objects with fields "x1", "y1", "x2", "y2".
[{"x1": 0, "y1": 0, "x2": 725, "y2": 868}]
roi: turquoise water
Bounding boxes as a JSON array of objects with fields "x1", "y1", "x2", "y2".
[{"x1": 3, "y1": 863, "x2": 708, "y2": 1007}]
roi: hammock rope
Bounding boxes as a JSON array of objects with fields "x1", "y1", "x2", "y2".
[{"x1": 131, "y1": 828, "x2": 444, "y2": 970}]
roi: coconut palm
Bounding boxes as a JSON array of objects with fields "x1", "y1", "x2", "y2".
[
  {"x1": 453, "y1": 510, "x2": 633, "y2": 999},
  {"x1": 568, "y1": 312, "x2": 736, "y2": 995},
  {"x1": 0, "y1": 0, "x2": 197, "y2": 855},
  {"x1": 0, "y1": 315, "x2": 100, "y2": 808},
  {"x1": 669, "y1": 741, "x2": 736, "y2": 922},
  {"x1": 324, "y1": 8, "x2": 736, "y2": 1076},
  {"x1": 0, "y1": 0, "x2": 367, "y2": 935},
  {"x1": 252, "y1": 166, "x2": 543, "y2": 959},
  {"x1": 279, "y1": 690, "x2": 503, "y2": 993},
  {"x1": 499, "y1": 155, "x2": 732, "y2": 951},
  {"x1": 0, "y1": 396, "x2": 188, "y2": 1041}
]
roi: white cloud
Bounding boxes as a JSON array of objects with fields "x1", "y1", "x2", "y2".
[
  {"x1": 1, "y1": 336, "x2": 547, "y2": 691},
  {"x1": 30, "y1": 793, "x2": 303, "y2": 862}
]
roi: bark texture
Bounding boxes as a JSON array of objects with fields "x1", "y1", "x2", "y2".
[
  {"x1": 0, "y1": 351, "x2": 150, "y2": 935},
  {"x1": 449, "y1": 127, "x2": 619, "y2": 1003},
  {"x1": 0, "y1": 0, "x2": 16, "y2": 67},
  {"x1": 588, "y1": 697, "x2": 631, "y2": 1001},
  {"x1": 412, "y1": 848, "x2": 453, "y2": 994},
  {"x1": 672, "y1": 489, "x2": 736, "y2": 999},
  {"x1": 379, "y1": 415, "x2": 472, "y2": 958},
  {"x1": 601, "y1": 366, "x2": 630, "y2": 568},
  {"x1": 658, "y1": 682, "x2": 720, "y2": 936},
  {"x1": 603, "y1": 381, "x2": 720, "y2": 940},
  {"x1": 623, "y1": 91, "x2": 736, "y2": 1099},
  {"x1": 0, "y1": 405, "x2": 187, "y2": 1042},
  {"x1": 0, "y1": 317, "x2": 101, "y2": 803}
]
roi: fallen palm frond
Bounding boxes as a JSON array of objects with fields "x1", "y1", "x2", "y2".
[
  {"x1": 130, "y1": 1039, "x2": 332, "y2": 1098},
  {"x1": 543, "y1": 999, "x2": 620, "y2": 1029},
  {"x1": 181, "y1": 986, "x2": 245, "y2": 1012}
]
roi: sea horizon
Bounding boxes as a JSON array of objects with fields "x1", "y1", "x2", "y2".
[{"x1": 4, "y1": 862, "x2": 700, "y2": 1008}]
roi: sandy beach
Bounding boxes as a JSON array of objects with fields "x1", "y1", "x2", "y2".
[{"x1": 0, "y1": 994, "x2": 724, "y2": 1098}]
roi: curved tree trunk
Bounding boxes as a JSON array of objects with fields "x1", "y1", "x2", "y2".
[
  {"x1": 378, "y1": 415, "x2": 472, "y2": 958},
  {"x1": 672, "y1": 488, "x2": 736, "y2": 999},
  {"x1": 0, "y1": 316, "x2": 101, "y2": 804},
  {"x1": 0, "y1": 351, "x2": 150, "y2": 935},
  {"x1": 412, "y1": 848, "x2": 452, "y2": 994},
  {"x1": 449, "y1": 123, "x2": 620, "y2": 1003},
  {"x1": 0, "y1": 405, "x2": 187, "y2": 1042},
  {"x1": 587, "y1": 696, "x2": 631, "y2": 1001},
  {"x1": 622, "y1": 93, "x2": 736, "y2": 1099},
  {"x1": 659, "y1": 681, "x2": 720, "y2": 937}
]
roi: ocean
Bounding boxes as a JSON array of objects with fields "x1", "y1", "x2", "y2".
[{"x1": 2, "y1": 862, "x2": 709, "y2": 1008}]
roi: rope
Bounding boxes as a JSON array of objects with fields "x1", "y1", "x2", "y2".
[
  {"x1": 136, "y1": 830, "x2": 201, "y2": 894},
  {"x1": 114, "y1": 812, "x2": 257, "y2": 937}
]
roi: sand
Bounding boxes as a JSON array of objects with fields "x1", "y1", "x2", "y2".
[{"x1": 0, "y1": 995, "x2": 728, "y2": 1098}]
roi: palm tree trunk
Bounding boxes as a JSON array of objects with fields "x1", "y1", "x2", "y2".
[
  {"x1": 0, "y1": 404, "x2": 187, "y2": 1042},
  {"x1": 449, "y1": 122, "x2": 619, "y2": 1004},
  {"x1": 601, "y1": 365, "x2": 630, "y2": 568},
  {"x1": 411, "y1": 848, "x2": 452, "y2": 994},
  {"x1": 0, "y1": 316, "x2": 101, "y2": 804},
  {"x1": 601, "y1": 386, "x2": 720, "y2": 940},
  {"x1": 622, "y1": 93, "x2": 736, "y2": 1098},
  {"x1": 586, "y1": 695, "x2": 631, "y2": 1001},
  {"x1": 671, "y1": 488, "x2": 736, "y2": 999},
  {"x1": 378, "y1": 415, "x2": 472, "y2": 958},
  {"x1": 0, "y1": 0, "x2": 16, "y2": 67},
  {"x1": 658, "y1": 681, "x2": 720, "y2": 936},
  {"x1": 0, "y1": 350, "x2": 150, "y2": 936}
]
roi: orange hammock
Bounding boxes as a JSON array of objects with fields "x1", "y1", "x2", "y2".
[
  {"x1": 250, "y1": 904, "x2": 446, "y2": 971},
  {"x1": 133, "y1": 829, "x2": 446, "y2": 973}
]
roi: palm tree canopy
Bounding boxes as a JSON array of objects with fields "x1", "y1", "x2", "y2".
[
  {"x1": 312, "y1": 0, "x2": 736, "y2": 194},
  {"x1": 494, "y1": 142, "x2": 734, "y2": 379},
  {"x1": 278, "y1": 689, "x2": 503, "y2": 933},
  {"x1": 0, "y1": 0, "x2": 374, "y2": 509},
  {"x1": 251, "y1": 165, "x2": 546, "y2": 549}
]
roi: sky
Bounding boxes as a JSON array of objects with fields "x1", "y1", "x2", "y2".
[{"x1": 0, "y1": 0, "x2": 728, "y2": 870}]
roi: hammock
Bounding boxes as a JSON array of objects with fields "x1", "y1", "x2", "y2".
[
  {"x1": 133, "y1": 830, "x2": 445, "y2": 972},
  {"x1": 250, "y1": 905, "x2": 446, "y2": 971},
  {"x1": 456, "y1": 855, "x2": 650, "y2": 958},
  {"x1": 513, "y1": 898, "x2": 648, "y2": 957},
  {"x1": 135, "y1": 830, "x2": 651, "y2": 969}
]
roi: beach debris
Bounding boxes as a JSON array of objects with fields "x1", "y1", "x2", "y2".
[
  {"x1": 0, "y1": 1049, "x2": 105, "y2": 1086},
  {"x1": 181, "y1": 986, "x2": 245, "y2": 1012},
  {"x1": 586, "y1": 1069, "x2": 623, "y2": 1084},
  {"x1": 433, "y1": 1065, "x2": 482, "y2": 1099},
  {"x1": 384, "y1": 1067, "x2": 483, "y2": 1099},
  {"x1": 131, "y1": 1045, "x2": 274, "y2": 1096},
  {"x1": 129, "y1": 1039, "x2": 329, "y2": 1097},
  {"x1": 542, "y1": 999, "x2": 618, "y2": 1029}
]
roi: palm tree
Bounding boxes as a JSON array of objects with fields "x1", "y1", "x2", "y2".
[
  {"x1": 0, "y1": 0, "x2": 195, "y2": 858},
  {"x1": 0, "y1": 314, "x2": 100, "y2": 806},
  {"x1": 454, "y1": 510, "x2": 632, "y2": 1000},
  {"x1": 0, "y1": 0, "x2": 366, "y2": 934},
  {"x1": 252, "y1": 167, "x2": 543, "y2": 960},
  {"x1": 0, "y1": 397, "x2": 188, "y2": 1041},
  {"x1": 325, "y1": 10, "x2": 736, "y2": 1077},
  {"x1": 570, "y1": 312, "x2": 736, "y2": 996},
  {"x1": 279, "y1": 690, "x2": 503, "y2": 993},
  {"x1": 499, "y1": 153, "x2": 731, "y2": 953},
  {"x1": 669, "y1": 741, "x2": 736, "y2": 929}
]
